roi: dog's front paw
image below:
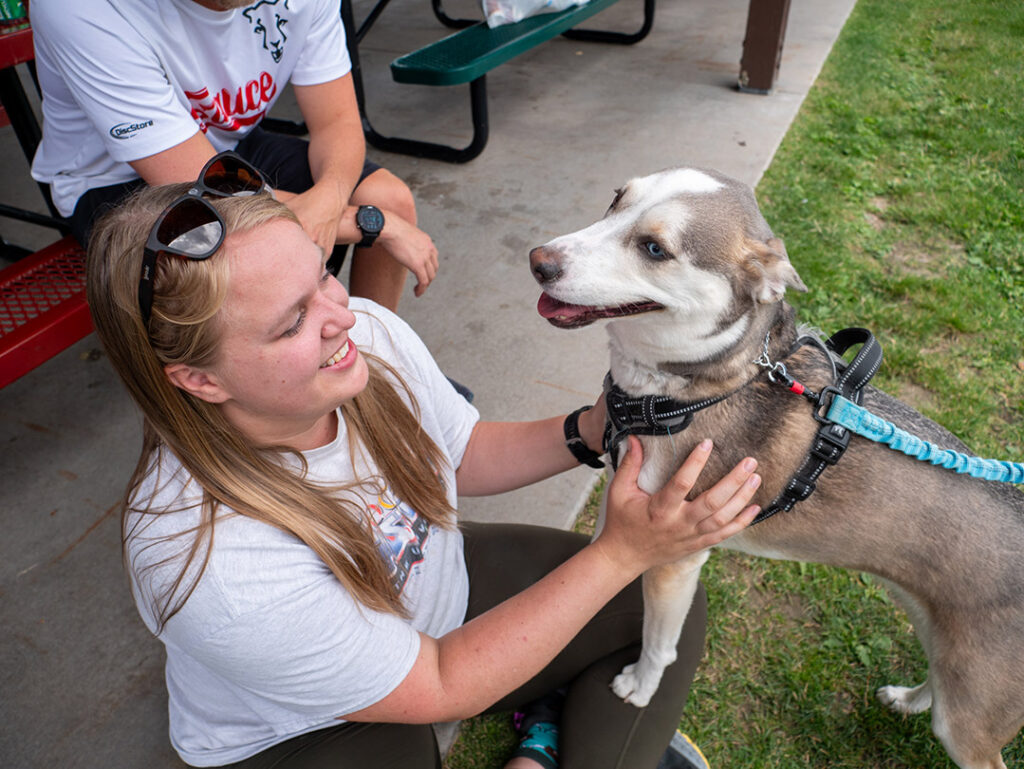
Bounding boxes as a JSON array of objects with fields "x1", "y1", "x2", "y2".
[
  {"x1": 877, "y1": 682, "x2": 932, "y2": 714},
  {"x1": 610, "y1": 663, "x2": 659, "y2": 708}
]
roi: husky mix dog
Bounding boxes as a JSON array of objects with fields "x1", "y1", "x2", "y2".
[{"x1": 529, "y1": 167, "x2": 1024, "y2": 769}]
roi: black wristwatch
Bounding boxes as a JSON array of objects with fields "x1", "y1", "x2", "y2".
[
  {"x1": 355, "y1": 205, "x2": 385, "y2": 248},
  {"x1": 564, "y1": 406, "x2": 605, "y2": 469}
]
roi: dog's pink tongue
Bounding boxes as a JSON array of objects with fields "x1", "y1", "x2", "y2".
[{"x1": 537, "y1": 292, "x2": 588, "y2": 322}]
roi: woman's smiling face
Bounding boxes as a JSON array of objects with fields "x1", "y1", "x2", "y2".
[{"x1": 192, "y1": 218, "x2": 369, "y2": 450}]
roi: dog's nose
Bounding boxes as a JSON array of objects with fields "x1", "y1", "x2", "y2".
[{"x1": 529, "y1": 246, "x2": 563, "y2": 284}]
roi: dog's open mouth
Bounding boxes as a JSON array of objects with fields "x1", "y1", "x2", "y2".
[{"x1": 537, "y1": 293, "x2": 663, "y2": 328}]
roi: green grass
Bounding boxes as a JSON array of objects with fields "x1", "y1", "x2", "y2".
[
  {"x1": 444, "y1": 715, "x2": 520, "y2": 769},
  {"x1": 446, "y1": 0, "x2": 1024, "y2": 765},
  {"x1": 755, "y1": 0, "x2": 1024, "y2": 460}
]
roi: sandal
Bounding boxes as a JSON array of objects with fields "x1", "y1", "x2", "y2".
[
  {"x1": 656, "y1": 730, "x2": 710, "y2": 769},
  {"x1": 510, "y1": 689, "x2": 565, "y2": 769},
  {"x1": 510, "y1": 721, "x2": 559, "y2": 769}
]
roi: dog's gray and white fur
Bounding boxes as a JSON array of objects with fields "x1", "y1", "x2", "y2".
[{"x1": 530, "y1": 167, "x2": 1024, "y2": 769}]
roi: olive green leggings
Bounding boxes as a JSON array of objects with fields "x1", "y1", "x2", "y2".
[{"x1": 228, "y1": 522, "x2": 707, "y2": 769}]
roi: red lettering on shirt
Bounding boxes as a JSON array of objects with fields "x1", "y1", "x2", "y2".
[
  {"x1": 245, "y1": 80, "x2": 261, "y2": 113},
  {"x1": 260, "y1": 71, "x2": 277, "y2": 104},
  {"x1": 184, "y1": 71, "x2": 277, "y2": 134}
]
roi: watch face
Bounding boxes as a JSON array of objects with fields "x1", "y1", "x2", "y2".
[{"x1": 358, "y1": 206, "x2": 384, "y2": 234}]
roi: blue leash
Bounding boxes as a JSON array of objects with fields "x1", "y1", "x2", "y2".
[{"x1": 827, "y1": 395, "x2": 1024, "y2": 484}]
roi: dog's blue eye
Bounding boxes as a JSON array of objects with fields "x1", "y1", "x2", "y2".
[{"x1": 643, "y1": 241, "x2": 668, "y2": 259}]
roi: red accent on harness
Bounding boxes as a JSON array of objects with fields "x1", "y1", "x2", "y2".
[{"x1": 789, "y1": 381, "x2": 805, "y2": 395}]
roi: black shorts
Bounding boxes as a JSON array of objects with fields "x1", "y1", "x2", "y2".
[
  {"x1": 233, "y1": 126, "x2": 381, "y2": 196},
  {"x1": 67, "y1": 126, "x2": 381, "y2": 251}
]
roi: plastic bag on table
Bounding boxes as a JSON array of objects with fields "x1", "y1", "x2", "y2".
[{"x1": 481, "y1": 0, "x2": 588, "y2": 28}]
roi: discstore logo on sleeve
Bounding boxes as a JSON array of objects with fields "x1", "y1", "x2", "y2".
[{"x1": 109, "y1": 119, "x2": 154, "y2": 140}]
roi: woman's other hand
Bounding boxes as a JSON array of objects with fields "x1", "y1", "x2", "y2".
[{"x1": 594, "y1": 436, "x2": 761, "y2": 575}]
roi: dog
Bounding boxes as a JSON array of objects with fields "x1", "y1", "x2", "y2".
[{"x1": 529, "y1": 167, "x2": 1024, "y2": 769}]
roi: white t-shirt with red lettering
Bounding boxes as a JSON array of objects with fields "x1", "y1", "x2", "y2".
[{"x1": 31, "y1": 0, "x2": 350, "y2": 216}]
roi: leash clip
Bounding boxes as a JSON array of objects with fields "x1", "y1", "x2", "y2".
[
  {"x1": 754, "y1": 331, "x2": 792, "y2": 384},
  {"x1": 753, "y1": 332, "x2": 776, "y2": 372},
  {"x1": 813, "y1": 385, "x2": 842, "y2": 424},
  {"x1": 766, "y1": 361, "x2": 788, "y2": 384}
]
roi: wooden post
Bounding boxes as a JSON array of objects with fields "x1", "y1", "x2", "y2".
[{"x1": 738, "y1": 0, "x2": 792, "y2": 94}]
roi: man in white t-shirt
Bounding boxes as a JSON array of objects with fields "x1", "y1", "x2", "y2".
[{"x1": 30, "y1": 0, "x2": 438, "y2": 311}]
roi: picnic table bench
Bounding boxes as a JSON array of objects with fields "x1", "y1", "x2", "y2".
[
  {"x1": 269, "y1": 0, "x2": 793, "y2": 163},
  {"x1": 0, "y1": 236, "x2": 90, "y2": 389},
  {"x1": 344, "y1": 0, "x2": 655, "y2": 163}
]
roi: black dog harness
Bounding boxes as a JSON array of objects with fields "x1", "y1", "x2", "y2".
[
  {"x1": 602, "y1": 327, "x2": 883, "y2": 526},
  {"x1": 755, "y1": 327, "x2": 882, "y2": 523},
  {"x1": 602, "y1": 376, "x2": 734, "y2": 469}
]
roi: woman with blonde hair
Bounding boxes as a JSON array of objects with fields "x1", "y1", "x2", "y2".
[{"x1": 87, "y1": 153, "x2": 763, "y2": 769}]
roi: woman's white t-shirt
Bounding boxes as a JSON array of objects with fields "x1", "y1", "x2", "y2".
[{"x1": 126, "y1": 301, "x2": 479, "y2": 766}]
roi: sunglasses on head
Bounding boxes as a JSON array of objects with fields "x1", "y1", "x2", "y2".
[{"x1": 138, "y1": 151, "x2": 267, "y2": 326}]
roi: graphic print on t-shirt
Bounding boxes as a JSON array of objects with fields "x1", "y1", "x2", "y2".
[
  {"x1": 185, "y1": 0, "x2": 291, "y2": 134},
  {"x1": 242, "y1": 0, "x2": 290, "y2": 63},
  {"x1": 369, "y1": 493, "x2": 429, "y2": 594}
]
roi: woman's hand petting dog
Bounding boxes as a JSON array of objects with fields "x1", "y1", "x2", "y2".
[{"x1": 594, "y1": 436, "x2": 761, "y2": 576}]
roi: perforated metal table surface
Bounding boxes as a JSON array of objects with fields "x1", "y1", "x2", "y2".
[{"x1": 0, "y1": 236, "x2": 91, "y2": 388}]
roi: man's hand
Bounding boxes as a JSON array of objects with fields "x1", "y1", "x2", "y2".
[
  {"x1": 287, "y1": 185, "x2": 348, "y2": 257},
  {"x1": 376, "y1": 211, "x2": 439, "y2": 297}
]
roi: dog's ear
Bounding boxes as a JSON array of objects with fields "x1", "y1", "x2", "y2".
[{"x1": 745, "y1": 237, "x2": 808, "y2": 303}]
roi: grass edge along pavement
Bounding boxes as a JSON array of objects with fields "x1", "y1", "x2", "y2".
[{"x1": 445, "y1": 0, "x2": 1024, "y2": 766}]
